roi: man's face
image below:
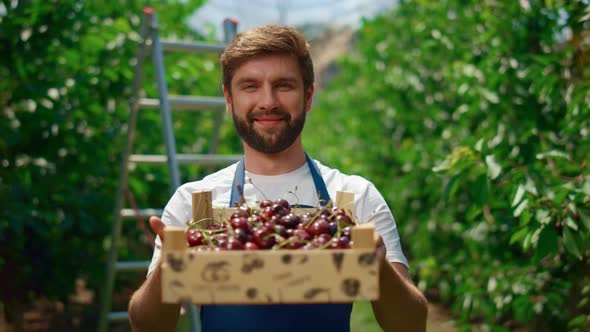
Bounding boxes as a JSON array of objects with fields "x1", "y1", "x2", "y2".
[{"x1": 224, "y1": 54, "x2": 314, "y2": 154}]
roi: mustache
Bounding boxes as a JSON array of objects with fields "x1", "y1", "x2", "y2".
[{"x1": 246, "y1": 109, "x2": 291, "y2": 121}]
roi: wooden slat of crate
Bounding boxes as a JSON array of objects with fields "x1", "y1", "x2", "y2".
[{"x1": 161, "y1": 248, "x2": 378, "y2": 304}]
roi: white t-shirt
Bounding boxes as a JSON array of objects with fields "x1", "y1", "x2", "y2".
[{"x1": 147, "y1": 159, "x2": 408, "y2": 274}]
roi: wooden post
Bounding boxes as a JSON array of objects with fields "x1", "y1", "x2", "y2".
[
  {"x1": 335, "y1": 191, "x2": 355, "y2": 218},
  {"x1": 192, "y1": 190, "x2": 213, "y2": 228},
  {"x1": 351, "y1": 223, "x2": 376, "y2": 249},
  {"x1": 163, "y1": 227, "x2": 186, "y2": 252}
]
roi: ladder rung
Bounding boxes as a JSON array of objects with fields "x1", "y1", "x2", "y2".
[
  {"x1": 129, "y1": 154, "x2": 241, "y2": 165},
  {"x1": 120, "y1": 208, "x2": 163, "y2": 218},
  {"x1": 138, "y1": 96, "x2": 225, "y2": 111},
  {"x1": 116, "y1": 261, "x2": 151, "y2": 272},
  {"x1": 160, "y1": 40, "x2": 226, "y2": 54},
  {"x1": 108, "y1": 311, "x2": 129, "y2": 322}
]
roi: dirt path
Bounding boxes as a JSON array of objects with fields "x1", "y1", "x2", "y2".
[{"x1": 427, "y1": 302, "x2": 457, "y2": 332}]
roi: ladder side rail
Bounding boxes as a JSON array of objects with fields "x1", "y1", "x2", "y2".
[
  {"x1": 151, "y1": 11, "x2": 201, "y2": 332},
  {"x1": 207, "y1": 19, "x2": 238, "y2": 174},
  {"x1": 97, "y1": 9, "x2": 152, "y2": 332},
  {"x1": 149, "y1": 12, "x2": 182, "y2": 190}
]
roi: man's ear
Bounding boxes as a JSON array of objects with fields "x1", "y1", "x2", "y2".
[
  {"x1": 222, "y1": 84, "x2": 232, "y2": 115},
  {"x1": 304, "y1": 84, "x2": 314, "y2": 113}
]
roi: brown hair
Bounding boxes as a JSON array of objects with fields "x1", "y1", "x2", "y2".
[{"x1": 220, "y1": 24, "x2": 314, "y2": 93}]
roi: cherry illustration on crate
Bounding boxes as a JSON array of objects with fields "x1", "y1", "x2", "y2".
[{"x1": 185, "y1": 199, "x2": 356, "y2": 251}]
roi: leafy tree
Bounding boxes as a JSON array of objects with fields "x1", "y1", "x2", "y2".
[
  {"x1": 0, "y1": 0, "x2": 236, "y2": 328},
  {"x1": 306, "y1": 0, "x2": 590, "y2": 330}
]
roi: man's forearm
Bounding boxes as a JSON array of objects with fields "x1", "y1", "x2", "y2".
[
  {"x1": 128, "y1": 264, "x2": 181, "y2": 332},
  {"x1": 371, "y1": 262, "x2": 428, "y2": 332}
]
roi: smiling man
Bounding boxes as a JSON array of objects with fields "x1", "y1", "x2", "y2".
[{"x1": 128, "y1": 24, "x2": 428, "y2": 332}]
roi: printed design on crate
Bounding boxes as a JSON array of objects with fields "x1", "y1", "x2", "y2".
[
  {"x1": 303, "y1": 288, "x2": 330, "y2": 300},
  {"x1": 201, "y1": 261, "x2": 231, "y2": 282},
  {"x1": 241, "y1": 254, "x2": 265, "y2": 273},
  {"x1": 332, "y1": 252, "x2": 345, "y2": 272},
  {"x1": 358, "y1": 252, "x2": 376, "y2": 267},
  {"x1": 281, "y1": 253, "x2": 309, "y2": 265},
  {"x1": 341, "y1": 278, "x2": 361, "y2": 297},
  {"x1": 167, "y1": 254, "x2": 186, "y2": 272},
  {"x1": 161, "y1": 192, "x2": 379, "y2": 304}
]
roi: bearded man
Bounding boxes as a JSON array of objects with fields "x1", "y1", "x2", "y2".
[{"x1": 128, "y1": 24, "x2": 428, "y2": 332}]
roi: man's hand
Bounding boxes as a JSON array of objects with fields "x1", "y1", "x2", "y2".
[
  {"x1": 371, "y1": 233, "x2": 428, "y2": 332},
  {"x1": 149, "y1": 216, "x2": 167, "y2": 243},
  {"x1": 128, "y1": 216, "x2": 181, "y2": 332},
  {"x1": 374, "y1": 233, "x2": 387, "y2": 266}
]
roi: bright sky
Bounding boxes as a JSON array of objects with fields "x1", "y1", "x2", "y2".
[{"x1": 190, "y1": 0, "x2": 396, "y2": 40}]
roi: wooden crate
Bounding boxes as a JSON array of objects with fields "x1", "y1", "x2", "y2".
[{"x1": 161, "y1": 191, "x2": 379, "y2": 305}]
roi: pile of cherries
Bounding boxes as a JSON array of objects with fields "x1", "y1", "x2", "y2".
[{"x1": 186, "y1": 199, "x2": 356, "y2": 251}]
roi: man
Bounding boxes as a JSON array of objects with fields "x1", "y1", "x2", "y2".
[{"x1": 128, "y1": 24, "x2": 428, "y2": 332}]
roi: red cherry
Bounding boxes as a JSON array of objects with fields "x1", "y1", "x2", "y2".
[
  {"x1": 292, "y1": 229, "x2": 312, "y2": 242},
  {"x1": 244, "y1": 242, "x2": 259, "y2": 250},
  {"x1": 342, "y1": 226, "x2": 352, "y2": 238},
  {"x1": 309, "y1": 219, "x2": 330, "y2": 236},
  {"x1": 259, "y1": 200, "x2": 273, "y2": 209},
  {"x1": 274, "y1": 198, "x2": 290, "y2": 210},
  {"x1": 186, "y1": 229, "x2": 204, "y2": 247},
  {"x1": 335, "y1": 214, "x2": 353, "y2": 227},
  {"x1": 230, "y1": 217, "x2": 249, "y2": 230},
  {"x1": 261, "y1": 206, "x2": 275, "y2": 220},
  {"x1": 271, "y1": 203, "x2": 288, "y2": 217},
  {"x1": 226, "y1": 237, "x2": 244, "y2": 250},
  {"x1": 279, "y1": 213, "x2": 301, "y2": 229},
  {"x1": 339, "y1": 236, "x2": 351, "y2": 248},
  {"x1": 234, "y1": 228, "x2": 249, "y2": 243}
]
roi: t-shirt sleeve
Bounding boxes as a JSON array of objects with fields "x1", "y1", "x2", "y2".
[
  {"x1": 147, "y1": 186, "x2": 191, "y2": 277},
  {"x1": 358, "y1": 182, "x2": 409, "y2": 267}
]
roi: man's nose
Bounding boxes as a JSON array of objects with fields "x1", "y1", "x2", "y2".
[{"x1": 258, "y1": 86, "x2": 278, "y2": 110}]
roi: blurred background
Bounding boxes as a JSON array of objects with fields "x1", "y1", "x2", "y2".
[{"x1": 1, "y1": 0, "x2": 589, "y2": 331}]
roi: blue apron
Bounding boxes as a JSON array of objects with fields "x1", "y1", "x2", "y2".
[{"x1": 200, "y1": 154, "x2": 352, "y2": 332}]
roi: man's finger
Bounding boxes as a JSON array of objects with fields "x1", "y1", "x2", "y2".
[{"x1": 149, "y1": 216, "x2": 166, "y2": 242}]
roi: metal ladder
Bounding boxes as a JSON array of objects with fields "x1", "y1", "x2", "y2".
[{"x1": 98, "y1": 8, "x2": 239, "y2": 332}]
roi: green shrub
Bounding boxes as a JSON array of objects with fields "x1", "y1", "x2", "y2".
[{"x1": 306, "y1": 0, "x2": 590, "y2": 330}]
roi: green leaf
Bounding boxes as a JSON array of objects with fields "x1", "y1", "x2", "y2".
[
  {"x1": 563, "y1": 227, "x2": 582, "y2": 259},
  {"x1": 535, "y1": 225, "x2": 558, "y2": 260},
  {"x1": 510, "y1": 227, "x2": 529, "y2": 245},
  {"x1": 579, "y1": 209, "x2": 590, "y2": 231},
  {"x1": 565, "y1": 216, "x2": 578, "y2": 231},
  {"x1": 473, "y1": 173, "x2": 488, "y2": 205},
  {"x1": 536, "y1": 150, "x2": 571, "y2": 160},
  {"x1": 521, "y1": 209, "x2": 532, "y2": 225},
  {"x1": 535, "y1": 209, "x2": 551, "y2": 225},
  {"x1": 525, "y1": 225, "x2": 545, "y2": 252},
  {"x1": 432, "y1": 158, "x2": 451, "y2": 172},
  {"x1": 444, "y1": 174, "x2": 462, "y2": 201},
  {"x1": 485, "y1": 155, "x2": 501, "y2": 180},
  {"x1": 512, "y1": 184, "x2": 526, "y2": 207},
  {"x1": 524, "y1": 177, "x2": 539, "y2": 195},
  {"x1": 554, "y1": 187, "x2": 570, "y2": 205},
  {"x1": 474, "y1": 138, "x2": 484, "y2": 152},
  {"x1": 514, "y1": 199, "x2": 528, "y2": 217}
]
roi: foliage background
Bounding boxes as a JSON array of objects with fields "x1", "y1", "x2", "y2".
[
  {"x1": 0, "y1": 0, "x2": 240, "y2": 329},
  {"x1": 306, "y1": 0, "x2": 590, "y2": 331},
  {"x1": 1, "y1": 0, "x2": 589, "y2": 331}
]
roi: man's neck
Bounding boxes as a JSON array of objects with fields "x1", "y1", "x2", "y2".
[{"x1": 243, "y1": 140, "x2": 307, "y2": 176}]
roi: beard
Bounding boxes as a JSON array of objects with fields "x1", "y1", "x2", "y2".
[{"x1": 232, "y1": 103, "x2": 306, "y2": 154}]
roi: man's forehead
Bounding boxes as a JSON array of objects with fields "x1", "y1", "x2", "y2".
[{"x1": 232, "y1": 54, "x2": 302, "y2": 80}]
